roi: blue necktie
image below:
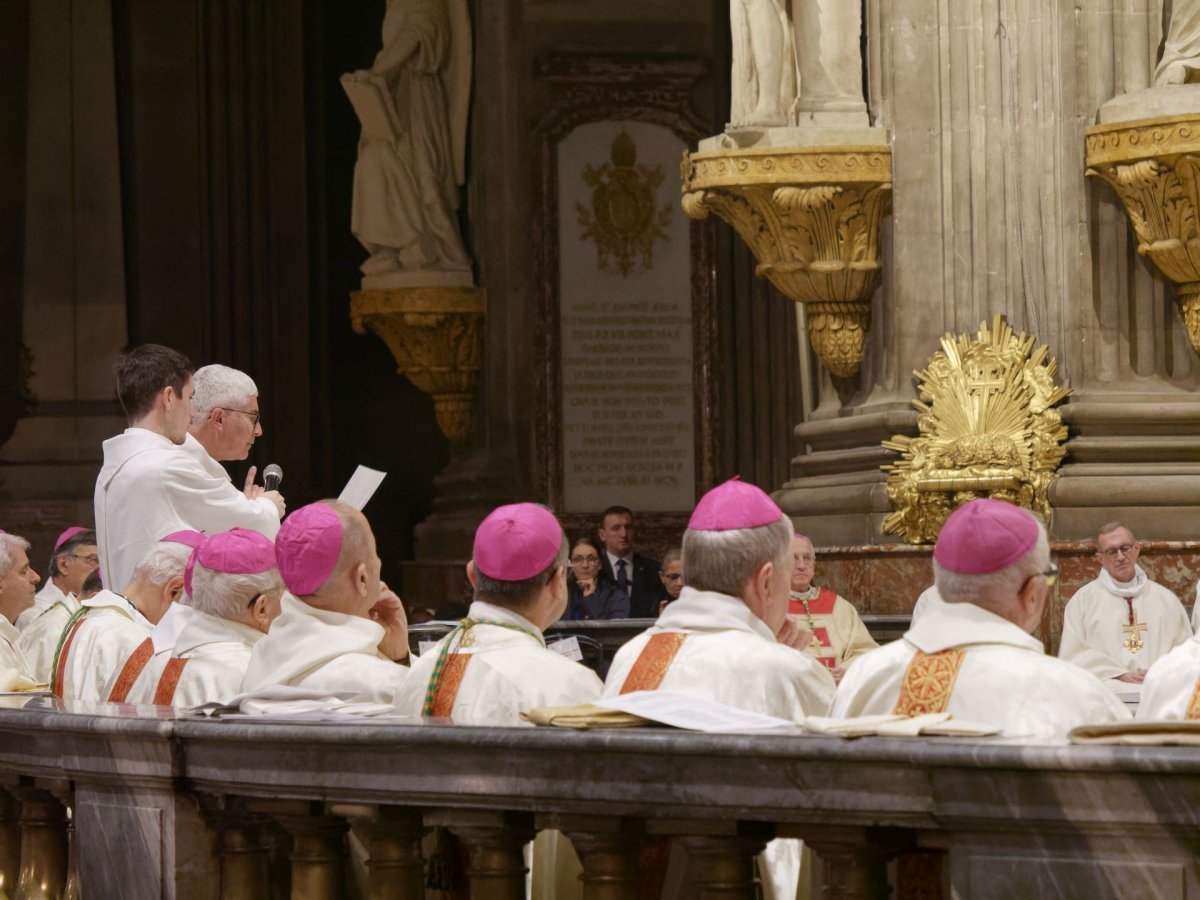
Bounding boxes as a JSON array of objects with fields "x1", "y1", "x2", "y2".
[{"x1": 617, "y1": 559, "x2": 630, "y2": 596}]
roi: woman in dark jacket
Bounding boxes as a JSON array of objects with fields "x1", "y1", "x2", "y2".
[{"x1": 564, "y1": 535, "x2": 629, "y2": 620}]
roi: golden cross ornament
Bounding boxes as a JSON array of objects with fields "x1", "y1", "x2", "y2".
[{"x1": 1122, "y1": 620, "x2": 1147, "y2": 654}]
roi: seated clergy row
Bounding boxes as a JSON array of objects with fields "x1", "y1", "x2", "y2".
[{"x1": 7, "y1": 485, "x2": 1200, "y2": 733}]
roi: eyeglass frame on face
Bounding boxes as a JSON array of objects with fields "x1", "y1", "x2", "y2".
[
  {"x1": 661, "y1": 573, "x2": 683, "y2": 583},
  {"x1": 569, "y1": 553, "x2": 601, "y2": 566},
  {"x1": 1022, "y1": 563, "x2": 1059, "y2": 590},
  {"x1": 70, "y1": 553, "x2": 100, "y2": 567},
  {"x1": 220, "y1": 407, "x2": 261, "y2": 427},
  {"x1": 1097, "y1": 543, "x2": 1137, "y2": 560}
]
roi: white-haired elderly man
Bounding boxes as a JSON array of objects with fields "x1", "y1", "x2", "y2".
[
  {"x1": 603, "y1": 479, "x2": 834, "y2": 715},
  {"x1": 0, "y1": 532, "x2": 39, "y2": 679},
  {"x1": 52, "y1": 532, "x2": 200, "y2": 703},
  {"x1": 15, "y1": 527, "x2": 98, "y2": 682},
  {"x1": 833, "y1": 499, "x2": 1129, "y2": 738},
  {"x1": 113, "y1": 528, "x2": 284, "y2": 707},
  {"x1": 602, "y1": 480, "x2": 833, "y2": 900}
]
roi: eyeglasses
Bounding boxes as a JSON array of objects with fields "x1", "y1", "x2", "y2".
[
  {"x1": 1098, "y1": 544, "x2": 1135, "y2": 559},
  {"x1": 71, "y1": 553, "x2": 100, "y2": 566},
  {"x1": 1041, "y1": 564, "x2": 1059, "y2": 587},
  {"x1": 662, "y1": 573, "x2": 683, "y2": 582},
  {"x1": 570, "y1": 555, "x2": 600, "y2": 564},
  {"x1": 221, "y1": 407, "x2": 261, "y2": 427}
]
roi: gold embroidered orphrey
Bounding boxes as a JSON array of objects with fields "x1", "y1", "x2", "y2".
[
  {"x1": 881, "y1": 315, "x2": 1070, "y2": 544},
  {"x1": 576, "y1": 130, "x2": 672, "y2": 278}
]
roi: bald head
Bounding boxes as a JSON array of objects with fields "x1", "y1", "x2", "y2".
[{"x1": 302, "y1": 500, "x2": 380, "y2": 618}]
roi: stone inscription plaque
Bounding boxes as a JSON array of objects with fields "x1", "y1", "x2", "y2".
[{"x1": 557, "y1": 120, "x2": 696, "y2": 512}]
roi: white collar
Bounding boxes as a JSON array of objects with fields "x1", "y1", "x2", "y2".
[
  {"x1": 467, "y1": 600, "x2": 545, "y2": 645},
  {"x1": 1097, "y1": 565, "x2": 1148, "y2": 599},
  {"x1": 174, "y1": 607, "x2": 264, "y2": 655},
  {"x1": 905, "y1": 598, "x2": 1043, "y2": 654},
  {"x1": 83, "y1": 589, "x2": 153, "y2": 627},
  {"x1": 0, "y1": 616, "x2": 18, "y2": 645},
  {"x1": 651, "y1": 586, "x2": 777, "y2": 642}
]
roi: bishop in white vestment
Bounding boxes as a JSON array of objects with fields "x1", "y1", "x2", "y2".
[
  {"x1": 602, "y1": 480, "x2": 833, "y2": 900},
  {"x1": 241, "y1": 502, "x2": 409, "y2": 704},
  {"x1": 118, "y1": 528, "x2": 282, "y2": 707},
  {"x1": 399, "y1": 503, "x2": 603, "y2": 723},
  {"x1": 1058, "y1": 525, "x2": 1190, "y2": 684},
  {"x1": 787, "y1": 535, "x2": 877, "y2": 681},
  {"x1": 16, "y1": 526, "x2": 96, "y2": 632},
  {"x1": 52, "y1": 538, "x2": 193, "y2": 702},
  {"x1": 834, "y1": 499, "x2": 1129, "y2": 740}
]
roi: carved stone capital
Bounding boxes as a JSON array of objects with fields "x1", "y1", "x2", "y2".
[
  {"x1": 1086, "y1": 113, "x2": 1200, "y2": 356},
  {"x1": 350, "y1": 287, "x2": 486, "y2": 444},
  {"x1": 681, "y1": 145, "x2": 891, "y2": 377}
]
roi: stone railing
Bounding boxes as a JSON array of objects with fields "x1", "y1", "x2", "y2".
[{"x1": 0, "y1": 699, "x2": 1196, "y2": 898}]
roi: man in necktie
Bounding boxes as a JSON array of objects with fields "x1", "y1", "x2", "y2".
[{"x1": 596, "y1": 505, "x2": 668, "y2": 617}]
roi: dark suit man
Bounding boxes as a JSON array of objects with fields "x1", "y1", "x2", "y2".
[{"x1": 597, "y1": 506, "x2": 668, "y2": 618}]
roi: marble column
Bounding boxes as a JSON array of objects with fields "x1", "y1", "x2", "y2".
[
  {"x1": 776, "y1": 0, "x2": 1200, "y2": 545},
  {"x1": 433, "y1": 810, "x2": 534, "y2": 900},
  {"x1": 546, "y1": 814, "x2": 640, "y2": 900},
  {"x1": 11, "y1": 784, "x2": 68, "y2": 900}
]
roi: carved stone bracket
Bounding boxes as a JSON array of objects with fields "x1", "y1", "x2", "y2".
[
  {"x1": 351, "y1": 287, "x2": 486, "y2": 444},
  {"x1": 680, "y1": 145, "x2": 891, "y2": 378},
  {"x1": 1086, "y1": 113, "x2": 1200, "y2": 357}
]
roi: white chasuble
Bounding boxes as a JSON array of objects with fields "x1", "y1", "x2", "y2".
[
  {"x1": 0, "y1": 617, "x2": 35, "y2": 683},
  {"x1": 396, "y1": 601, "x2": 603, "y2": 724},
  {"x1": 1138, "y1": 635, "x2": 1200, "y2": 720},
  {"x1": 15, "y1": 592, "x2": 81, "y2": 684},
  {"x1": 241, "y1": 594, "x2": 407, "y2": 704},
  {"x1": 102, "y1": 603, "x2": 197, "y2": 705},
  {"x1": 1058, "y1": 573, "x2": 1191, "y2": 680},
  {"x1": 833, "y1": 600, "x2": 1130, "y2": 739},
  {"x1": 602, "y1": 587, "x2": 836, "y2": 720},
  {"x1": 54, "y1": 590, "x2": 153, "y2": 702},
  {"x1": 95, "y1": 429, "x2": 281, "y2": 593},
  {"x1": 124, "y1": 608, "x2": 264, "y2": 707}
]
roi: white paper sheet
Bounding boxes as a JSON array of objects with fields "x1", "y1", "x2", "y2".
[
  {"x1": 337, "y1": 465, "x2": 387, "y2": 510},
  {"x1": 547, "y1": 636, "x2": 584, "y2": 661},
  {"x1": 595, "y1": 690, "x2": 798, "y2": 733}
]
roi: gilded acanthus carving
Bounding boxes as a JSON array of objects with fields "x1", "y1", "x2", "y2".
[
  {"x1": 881, "y1": 316, "x2": 1070, "y2": 544},
  {"x1": 1086, "y1": 113, "x2": 1200, "y2": 356},
  {"x1": 350, "y1": 287, "x2": 485, "y2": 443},
  {"x1": 681, "y1": 146, "x2": 891, "y2": 378}
]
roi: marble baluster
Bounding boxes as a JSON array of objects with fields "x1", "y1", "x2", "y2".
[
  {"x1": 365, "y1": 808, "x2": 425, "y2": 900},
  {"x1": 217, "y1": 816, "x2": 271, "y2": 899},
  {"x1": 543, "y1": 814, "x2": 639, "y2": 900},
  {"x1": 799, "y1": 826, "x2": 908, "y2": 900},
  {"x1": 432, "y1": 810, "x2": 533, "y2": 900},
  {"x1": 0, "y1": 788, "x2": 20, "y2": 899},
  {"x1": 250, "y1": 800, "x2": 348, "y2": 900},
  {"x1": 678, "y1": 832, "x2": 770, "y2": 899},
  {"x1": 10, "y1": 784, "x2": 67, "y2": 900}
]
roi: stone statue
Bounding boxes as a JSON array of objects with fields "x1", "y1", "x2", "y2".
[
  {"x1": 730, "y1": 0, "x2": 797, "y2": 127},
  {"x1": 791, "y1": 0, "x2": 869, "y2": 125},
  {"x1": 1156, "y1": 0, "x2": 1200, "y2": 85},
  {"x1": 347, "y1": 0, "x2": 473, "y2": 287},
  {"x1": 729, "y1": 0, "x2": 869, "y2": 131}
]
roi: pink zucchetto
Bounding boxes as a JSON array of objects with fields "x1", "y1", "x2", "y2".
[
  {"x1": 275, "y1": 503, "x2": 344, "y2": 595},
  {"x1": 186, "y1": 528, "x2": 276, "y2": 596},
  {"x1": 688, "y1": 478, "x2": 784, "y2": 532},
  {"x1": 933, "y1": 498, "x2": 1039, "y2": 575},
  {"x1": 53, "y1": 526, "x2": 89, "y2": 551},
  {"x1": 473, "y1": 503, "x2": 563, "y2": 581},
  {"x1": 160, "y1": 530, "x2": 207, "y2": 549}
]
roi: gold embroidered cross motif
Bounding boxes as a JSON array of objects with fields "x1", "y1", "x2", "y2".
[{"x1": 1122, "y1": 620, "x2": 1147, "y2": 654}]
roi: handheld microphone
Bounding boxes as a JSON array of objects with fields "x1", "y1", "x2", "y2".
[{"x1": 263, "y1": 463, "x2": 283, "y2": 492}]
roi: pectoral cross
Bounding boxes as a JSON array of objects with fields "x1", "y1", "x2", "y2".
[{"x1": 1122, "y1": 620, "x2": 1147, "y2": 654}]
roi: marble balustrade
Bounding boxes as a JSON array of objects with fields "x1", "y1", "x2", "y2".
[{"x1": 0, "y1": 701, "x2": 1195, "y2": 898}]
